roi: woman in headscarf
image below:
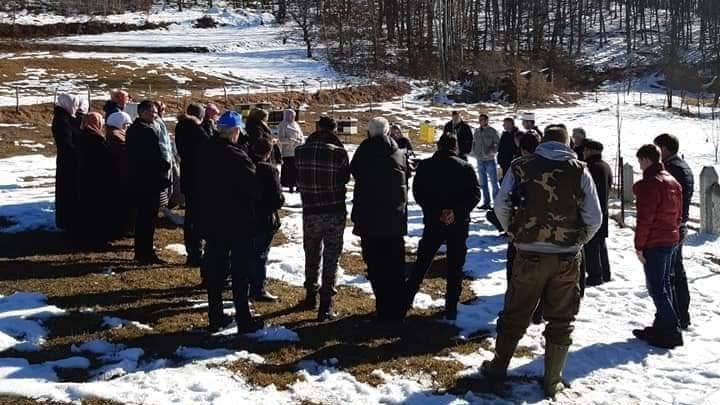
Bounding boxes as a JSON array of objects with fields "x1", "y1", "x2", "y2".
[
  {"x1": 277, "y1": 109, "x2": 304, "y2": 192},
  {"x1": 106, "y1": 111, "x2": 133, "y2": 236},
  {"x1": 202, "y1": 103, "x2": 221, "y2": 137},
  {"x1": 51, "y1": 94, "x2": 80, "y2": 232},
  {"x1": 75, "y1": 112, "x2": 112, "y2": 240}
]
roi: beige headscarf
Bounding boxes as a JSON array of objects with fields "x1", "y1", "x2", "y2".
[
  {"x1": 56, "y1": 94, "x2": 80, "y2": 117},
  {"x1": 81, "y1": 112, "x2": 105, "y2": 138}
]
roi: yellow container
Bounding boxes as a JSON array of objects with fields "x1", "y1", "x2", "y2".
[{"x1": 419, "y1": 122, "x2": 435, "y2": 144}]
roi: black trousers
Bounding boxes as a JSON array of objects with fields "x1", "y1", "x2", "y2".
[
  {"x1": 408, "y1": 224, "x2": 468, "y2": 313},
  {"x1": 671, "y1": 243, "x2": 690, "y2": 328},
  {"x1": 203, "y1": 238, "x2": 254, "y2": 329},
  {"x1": 183, "y1": 193, "x2": 203, "y2": 260},
  {"x1": 134, "y1": 191, "x2": 160, "y2": 258},
  {"x1": 361, "y1": 236, "x2": 407, "y2": 321},
  {"x1": 585, "y1": 237, "x2": 611, "y2": 283}
]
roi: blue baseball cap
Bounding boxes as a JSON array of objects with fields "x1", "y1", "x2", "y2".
[{"x1": 218, "y1": 111, "x2": 244, "y2": 129}]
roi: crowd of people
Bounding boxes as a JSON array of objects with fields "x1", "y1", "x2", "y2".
[{"x1": 51, "y1": 90, "x2": 695, "y2": 399}]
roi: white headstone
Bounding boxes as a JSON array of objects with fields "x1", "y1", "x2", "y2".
[
  {"x1": 622, "y1": 163, "x2": 634, "y2": 203},
  {"x1": 700, "y1": 166, "x2": 720, "y2": 235}
]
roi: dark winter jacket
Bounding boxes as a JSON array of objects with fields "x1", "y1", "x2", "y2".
[
  {"x1": 103, "y1": 101, "x2": 122, "y2": 119},
  {"x1": 51, "y1": 106, "x2": 78, "y2": 231},
  {"x1": 633, "y1": 163, "x2": 683, "y2": 251},
  {"x1": 497, "y1": 127, "x2": 520, "y2": 176},
  {"x1": 443, "y1": 120, "x2": 474, "y2": 158},
  {"x1": 413, "y1": 150, "x2": 481, "y2": 228},
  {"x1": 245, "y1": 118, "x2": 273, "y2": 145},
  {"x1": 351, "y1": 135, "x2": 408, "y2": 237},
  {"x1": 663, "y1": 154, "x2": 694, "y2": 225},
  {"x1": 126, "y1": 118, "x2": 171, "y2": 193},
  {"x1": 201, "y1": 118, "x2": 219, "y2": 137},
  {"x1": 254, "y1": 160, "x2": 285, "y2": 234},
  {"x1": 74, "y1": 129, "x2": 112, "y2": 238},
  {"x1": 585, "y1": 154, "x2": 613, "y2": 239},
  {"x1": 197, "y1": 137, "x2": 258, "y2": 240},
  {"x1": 295, "y1": 130, "x2": 351, "y2": 215},
  {"x1": 175, "y1": 114, "x2": 211, "y2": 195},
  {"x1": 106, "y1": 128, "x2": 129, "y2": 191},
  {"x1": 573, "y1": 144, "x2": 586, "y2": 162}
]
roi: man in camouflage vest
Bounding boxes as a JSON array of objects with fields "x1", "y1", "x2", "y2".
[{"x1": 482, "y1": 126, "x2": 602, "y2": 398}]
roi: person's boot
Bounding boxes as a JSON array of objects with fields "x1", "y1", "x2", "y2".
[
  {"x1": 543, "y1": 343, "x2": 570, "y2": 399},
  {"x1": 301, "y1": 289, "x2": 317, "y2": 309},
  {"x1": 480, "y1": 334, "x2": 519, "y2": 393},
  {"x1": 317, "y1": 297, "x2": 336, "y2": 322}
]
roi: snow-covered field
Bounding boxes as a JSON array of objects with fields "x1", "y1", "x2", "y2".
[{"x1": 2, "y1": 86, "x2": 720, "y2": 403}]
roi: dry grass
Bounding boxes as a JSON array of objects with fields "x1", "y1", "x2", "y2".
[{"x1": 0, "y1": 206, "x2": 496, "y2": 404}]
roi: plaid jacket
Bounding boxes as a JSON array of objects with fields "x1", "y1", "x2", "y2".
[{"x1": 295, "y1": 131, "x2": 350, "y2": 215}]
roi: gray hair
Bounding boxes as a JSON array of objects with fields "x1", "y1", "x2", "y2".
[{"x1": 368, "y1": 117, "x2": 390, "y2": 137}]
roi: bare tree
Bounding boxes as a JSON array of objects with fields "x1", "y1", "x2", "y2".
[{"x1": 288, "y1": 0, "x2": 317, "y2": 58}]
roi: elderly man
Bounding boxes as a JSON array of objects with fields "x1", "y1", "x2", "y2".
[
  {"x1": 443, "y1": 111, "x2": 474, "y2": 160},
  {"x1": 103, "y1": 89, "x2": 129, "y2": 119},
  {"x1": 351, "y1": 117, "x2": 409, "y2": 323},
  {"x1": 295, "y1": 117, "x2": 351, "y2": 321},
  {"x1": 407, "y1": 134, "x2": 481, "y2": 321},
  {"x1": 521, "y1": 112, "x2": 542, "y2": 139},
  {"x1": 175, "y1": 103, "x2": 211, "y2": 268},
  {"x1": 484, "y1": 126, "x2": 602, "y2": 398},
  {"x1": 197, "y1": 111, "x2": 264, "y2": 334},
  {"x1": 126, "y1": 100, "x2": 170, "y2": 264}
]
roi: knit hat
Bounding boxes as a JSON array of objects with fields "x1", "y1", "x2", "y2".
[
  {"x1": 522, "y1": 112, "x2": 535, "y2": 121},
  {"x1": 107, "y1": 111, "x2": 132, "y2": 129},
  {"x1": 205, "y1": 103, "x2": 220, "y2": 119}
]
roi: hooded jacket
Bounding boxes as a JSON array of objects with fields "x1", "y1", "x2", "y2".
[
  {"x1": 495, "y1": 141, "x2": 602, "y2": 254},
  {"x1": 633, "y1": 162, "x2": 682, "y2": 251},
  {"x1": 277, "y1": 109, "x2": 305, "y2": 158},
  {"x1": 351, "y1": 134, "x2": 408, "y2": 237}
]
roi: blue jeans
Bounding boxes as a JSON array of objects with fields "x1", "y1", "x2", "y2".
[
  {"x1": 203, "y1": 238, "x2": 255, "y2": 328},
  {"x1": 249, "y1": 230, "x2": 275, "y2": 296},
  {"x1": 478, "y1": 159, "x2": 499, "y2": 206},
  {"x1": 643, "y1": 246, "x2": 680, "y2": 334}
]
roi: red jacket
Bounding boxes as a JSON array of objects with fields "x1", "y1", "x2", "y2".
[{"x1": 633, "y1": 163, "x2": 682, "y2": 250}]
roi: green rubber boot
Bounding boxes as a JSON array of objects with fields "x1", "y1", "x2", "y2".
[
  {"x1": 543, "y1": 343, "x2": 570, "y2": 399},
  {"x1": 480, "y1": 334, "x2": 519, "y2": 392}
]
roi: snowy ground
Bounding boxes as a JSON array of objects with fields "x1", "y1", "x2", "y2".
[
  {"x1": 0, "y1": 6, "x2": 351, "y2": 107},
  {"x1": 1, "y1": 88, "x2": 720, "y2": 403}
]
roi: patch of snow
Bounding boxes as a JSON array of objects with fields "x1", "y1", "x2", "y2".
[{"x1": 0, "y1": 293, "x2": 65, "y2": 352}]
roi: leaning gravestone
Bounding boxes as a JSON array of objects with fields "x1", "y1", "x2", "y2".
[{"x1": 700, "y1": 166, "x2": 720, "y2": 235}]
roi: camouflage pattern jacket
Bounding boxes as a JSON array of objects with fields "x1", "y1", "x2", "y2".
[{"x1": 494, "y1": 141, "x2": 602, "y2": 254}]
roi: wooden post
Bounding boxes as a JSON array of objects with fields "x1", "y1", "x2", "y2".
[
  {"x1": 15, "y1": 87, "x2": 19, "y2": 112},
  {"x1": 224, "y1": 85, "x2": 228, "y2": 105},
  {"x1": 700, "y1": 166, "x2": 720, "y2": 234}
]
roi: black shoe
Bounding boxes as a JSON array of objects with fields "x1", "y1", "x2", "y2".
[
  {"x1": 480, "y1": 360, "x2": 506, "y2": 394},
  {"x1": 585, "y1": 277, "x2": 603, "y2": 287},
  {"x1": 445, "y1": 308, "x2": 458, "y2": 321},
  {"x1": 237, "y1": 317, "x2": 265, "y2": 334},
  {"x1": 251, "y1": 291, "x2": 278, "y2": 302},
  {"x1": 632, "y1": 327, "x2": 655, "y2": 341},
  {"x1": 647, "y1": 331, "x2": 683, "y2": 349},
  {"x1": 480, "y1": 204, "x2": 492, "y2": 210},
  {"x1": 301, "y1": 290, "x2": 317, "y2": 310},
  {"x1": 680, "y1": 322, "x2": 690, "y2": 331},
  {"x1": 317, "y1": 299, "x2": 336, "y2": 322},
  {"x1": 208, "y1": 315, "x2": 234, "y2": 334}
]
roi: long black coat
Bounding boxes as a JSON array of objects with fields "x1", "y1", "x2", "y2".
[
  {"x1": 586, "y1": 154, "x2": 613, "y2": 239},
  {"x1": 351, "y1": 135, "x2": 408, "y2": 237},
  {"x1": 51, "y1": 106, "x2": 78, "y2": 231},
  {"x1": 497, "y1": 127, "x2": 520, "y2": 175},
  {"x1": 443, "y1": 120, "x2": 474, "y2": 157},
  {"x1": 664, "y1": 155, "x2": 694, "y2": 224},
  {"x1": 175, "y1": 115, "x2": 210, "y2": 196},
  {"x1": 74, "y1": 130, "x2": 113, "y2": 238},
  {"x1": 126, "y1": 119, "x2": 171, "y2": 194},
  {"x1": 413, "y1": 150, "x2": 481, "y2": 228},
  {"x1": 254, "y1": 160, "x2": 285, "y2": 234},
  {"x1": 197, "y1": 137, "x2": 258, "y2": 240}
]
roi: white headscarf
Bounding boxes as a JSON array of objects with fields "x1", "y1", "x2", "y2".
[
  {"x1": 277, "y1": 109, "x2": 305, "y2": 157},
  {"x1": 107, "y1": 111, "x2": 133, "y2": 129},
  {"x1": 56, "y1": 94, "x2": 80, "y2": 117}
]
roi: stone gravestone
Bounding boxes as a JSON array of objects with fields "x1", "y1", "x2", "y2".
[
  {"x1": 700, "y1": 166, "x2": 720, "y2": 235},
  {"x1": 623, "y1": 163, "x2": 634, "y2": 203}
]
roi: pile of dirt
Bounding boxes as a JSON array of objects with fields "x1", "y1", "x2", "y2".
[{"x1": 0, "y1": 20, "x2": 169, "y2": 39}]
